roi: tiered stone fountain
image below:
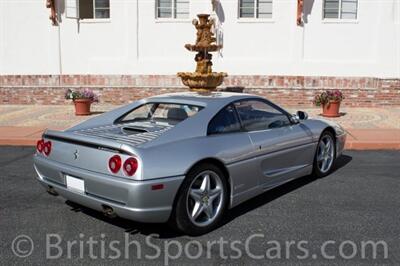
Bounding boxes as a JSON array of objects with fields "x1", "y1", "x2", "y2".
[{"x1": 178, "y1": 14, "x2": 227, "y2": 91}]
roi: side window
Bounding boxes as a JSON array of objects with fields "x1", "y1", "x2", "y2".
[
  {"x1": 234, "y1": 100, "x2": 290, "y2": 131},
  {"x1": 208, "y1": 105, "x2": 241, "y2": 135}
]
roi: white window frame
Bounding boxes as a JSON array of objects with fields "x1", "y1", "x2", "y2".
[
  {"x1": 92, "y1": 0, "x2": 111, "y2": 19},
  {"x1": 66, "y1": 0, "x2": 79, "y2": 19},
  {"x1": 322, "y1": 0, "x2": 358, "y2": 23},
  {"x1": 237, "y1": 0, "x2": 274, "y2": 23},
  {"x1": 66, "y1": 0, "x2": 111, "y2": 22},
  {"x1": 155, "y1": 0, "x2": 190, "y2": 22}
]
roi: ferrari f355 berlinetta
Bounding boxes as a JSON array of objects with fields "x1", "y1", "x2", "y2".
[{"x1": 34, "y1": 92, "x2": 346, "y2": 235}]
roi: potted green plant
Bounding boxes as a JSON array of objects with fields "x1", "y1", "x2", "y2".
[
  {"x1": 313, "y1": 89, "x2": 344, "y2": 117},
  {"x1": 65, "y1": 88, "x2": 99, "y2": 116}
]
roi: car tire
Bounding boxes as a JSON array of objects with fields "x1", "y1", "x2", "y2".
[
  {"x1": 170, "y1": 163, "x2": 228, "y2": 236},
  {"x1": 313, "y1": 130, "x2": 336, "y2": 178}
]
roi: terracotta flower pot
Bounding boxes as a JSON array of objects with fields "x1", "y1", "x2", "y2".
[
  {"x1": 322, "y1": 101, "x2": 341, "y2": 117},
  {"x1": 73, "y1": 99, "x2": 92, "y2": 116}
]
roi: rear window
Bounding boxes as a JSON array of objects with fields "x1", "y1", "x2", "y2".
[{"x1": 119, "y1": 103, "x2": 203, "y2": 125}]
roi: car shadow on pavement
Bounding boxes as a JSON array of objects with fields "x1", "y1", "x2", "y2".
[
  {"x1": 221, "y1": 154, "x2": 352, "y2": 227},
  {"x1": 89, "y1": 111, "x2": 105, "y2": 115},
  {"x1": 65, "y1": 200, "x2": 181, "y2": 238},
  {"x1": 65, "y1": 154, "x2": 352, "y2": 238}
]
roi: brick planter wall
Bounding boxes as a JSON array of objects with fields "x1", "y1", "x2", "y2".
[{"x1": 0, "y1": 75, "x2": 399, "y2": 107}]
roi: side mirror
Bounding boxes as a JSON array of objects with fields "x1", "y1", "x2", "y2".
[
  {"x1": 289, "y1": 114, "x2": 300, "y2": 124},
  {"x1": 296, "y1": 111, "x2": 308, "y2": 120}
]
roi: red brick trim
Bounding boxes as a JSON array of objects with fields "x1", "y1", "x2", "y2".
[{"x1": 0, "y1": 75, "x2": 399, "y2": 107}]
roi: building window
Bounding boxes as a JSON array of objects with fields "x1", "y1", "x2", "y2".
[
  {"x1": 323, "y1": 0, "x2": 358, "y2": 19},
  {"x1": 80, "y1": 0, "x2": 110, "y2": 19},
  {"x1": 156, "y1": 0, "x2": 189, "y2": 19},
  {"x1": 239, "y1": 0, "x2": 273, "y2": 19}
]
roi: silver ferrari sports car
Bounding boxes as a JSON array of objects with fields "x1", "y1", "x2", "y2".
[{"x1": 34, "y1": 92, "x2": 346, "y2": 235}]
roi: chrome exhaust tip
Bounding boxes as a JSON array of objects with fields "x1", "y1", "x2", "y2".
[
  {"x1": 47, "y1": 186, "x2": 58, "y2": 196},
  {"x1": 102, "y1": 205, "x2": 116, "y2": 218}
]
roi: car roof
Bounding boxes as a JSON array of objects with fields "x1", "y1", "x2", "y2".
[{"x1": 146, "y1": 91, "x2": 262, "y2": 106}]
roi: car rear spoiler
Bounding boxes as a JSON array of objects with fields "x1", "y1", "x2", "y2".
[{"x1": 43, "y1": 129, "x2": 138, "y2": 156}]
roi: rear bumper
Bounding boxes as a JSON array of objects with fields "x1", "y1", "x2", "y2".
[{"x1": 33, "y1": 155, "x2": 184, "y2": 223}]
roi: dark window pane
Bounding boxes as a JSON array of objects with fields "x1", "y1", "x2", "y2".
[
  {"x1": 95, "y1": 9, "x2": 110, "y2": 18},
  {"x1": 79, "y1": 0, "x2": 94, "y2": 19},
  {"x1": 158, "y1": 0, "x2": 172, "y2": 18},
  {"x1": 323, "y1": 0, "x2": 339, "y2": 18},
  {"x1": 234, "y1": 100, "x2": 290, "y2": 131},
  {"x1": 158, "y1": 9, "x2": 172, "y2": 18},
  {"x1": 208, "y1": 105, "x2": 241, "y2": 135},
  {"x1": 240, "y1": 0, "x2": 255, "y2": 18},
  {"x1": 95, "y1": 0, "x2": 110, "y2": 8},
  {"x1": 324, "y1": 11, "x2": 339, "y2": 18}
]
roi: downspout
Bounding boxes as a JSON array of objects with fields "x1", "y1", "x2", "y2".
[
  {"x1": 56, "y1": 0, "x2": 62, "y2": 86},
  {"x1": 394, "y1": 0, "x2": 400, "y2": 78},
  {"x1": 136, "y1": 0, "x2": 139, "y2": 60},
  {"x1": 58, "y1": 19, "x2": 62, "y2": 84},
  {"x1": 47, "y1": 0, "x2": 62, "y2": 84}
]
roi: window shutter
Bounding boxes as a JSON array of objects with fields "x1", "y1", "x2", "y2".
[{"x1": 66, "y1": 0, "x2": 79, "y2": 19}]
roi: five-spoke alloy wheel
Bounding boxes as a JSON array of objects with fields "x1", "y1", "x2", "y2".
[
  {"x1": 172, "y1": 163, "x2": 228, "y2": 236},
  {"x1": 186, "y1": 170, "x2": 224, "y2": 227},
  {"x1": 313, "y1": 131, "x2": 336, "y2": 178}
]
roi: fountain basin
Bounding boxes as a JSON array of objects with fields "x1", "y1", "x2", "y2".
[
  {"x1": 184, "y1": 44, "x2": 222, "y2": 52},
  {"x1": 178, "y1": 72, "x2": 227, "y2": 91}
]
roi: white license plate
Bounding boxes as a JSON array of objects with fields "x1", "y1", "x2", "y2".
[{"x1": 65, "y1": 175, "x2": 85, "y2": 193}]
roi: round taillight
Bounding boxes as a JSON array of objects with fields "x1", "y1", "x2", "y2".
[
  {"x1": 36, "y1": 139, "x2": 44, "y2": 153},
  {"x1": 43, "y1": 141, "x2": 52, "y2": 156},
  {"x1": 108, "y1": 155, "x2": 122, "y2": 174},
  {"x1": 123, "y1": 157, "x2": 138, "y2": 176}
]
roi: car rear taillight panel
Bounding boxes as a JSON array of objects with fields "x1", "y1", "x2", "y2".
[
  {"x1": 36, "y1": 139, "x2": 44, "y2": 153},
  {"x1": 108, "y1": 155, "x2": 122, "y2": 174},
  {"x1": 36, "y1": 139, "x2": 52, "y2": 156},
  {"x1": 43, "y1": 141, "x2": 52, "y2": 156},
  {"x1": 123, "y1": 157, "x2": 138, "y2": 176},
  {"x1": 108, "y1": 155, "x2": 139, "y2": 177}
]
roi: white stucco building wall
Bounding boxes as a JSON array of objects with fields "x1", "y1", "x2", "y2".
[{"x1": 0, "y1": 0, "x2": 399, "y2": 78}]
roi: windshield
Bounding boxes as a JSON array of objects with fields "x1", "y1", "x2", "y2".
[{"x1": 119, "y1": 103, "x2": 203, "y2": 125}]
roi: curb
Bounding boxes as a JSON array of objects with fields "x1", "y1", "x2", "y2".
[
  {"x1": 0, "y1": 139, "x2": 40, "y2": 146},
  {"x1": 345, "y1": 142, "x2": 400, "y2": 150}
]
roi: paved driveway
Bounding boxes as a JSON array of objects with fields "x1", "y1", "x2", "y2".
[{"x1": 0, "y1": 147, "x2": 399, "y2": 265}]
